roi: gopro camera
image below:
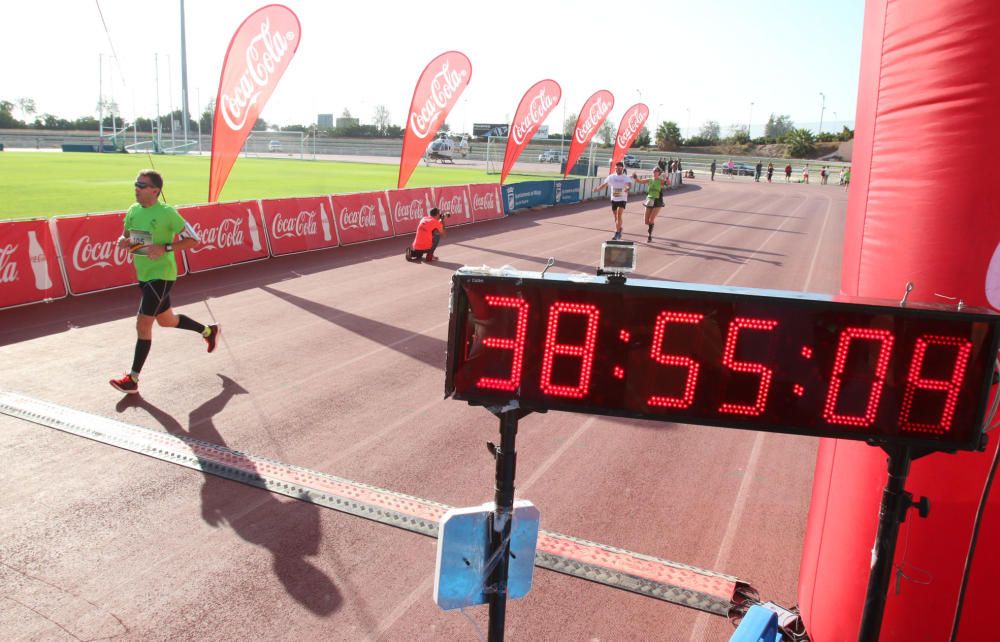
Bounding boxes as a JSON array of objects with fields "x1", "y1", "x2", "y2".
[{"x1": 599, "y1": 240, "x2": 636, "y2": 274}]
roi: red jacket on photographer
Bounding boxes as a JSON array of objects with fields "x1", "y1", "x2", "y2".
[{"x1": 406, "y1": 207, "x2": 447, "y2": 262}]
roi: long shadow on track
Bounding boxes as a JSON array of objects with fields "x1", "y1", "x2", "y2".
[{"x1": 114, "y1": 374, "x2": 341, "y2": 615}]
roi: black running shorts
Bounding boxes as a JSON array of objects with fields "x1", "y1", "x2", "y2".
[{"x1": 137, "y1": 279, "x2": 175, "y2": 316}]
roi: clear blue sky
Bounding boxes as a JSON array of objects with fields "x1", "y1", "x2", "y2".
[{"x1": 5, "y1": 1, "x2": 864, "y2": 137}]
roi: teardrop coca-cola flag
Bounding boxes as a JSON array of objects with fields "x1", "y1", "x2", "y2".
[
  {"x1": 209, "y1": 5, "x2": 301, "y2": 202},
  {"x1": 564, "y1": 90, "x2": 614, "y2": 178},
  {"x1": 398, "y1": 51, "x2": 472, "y2": 189},
  {"x1": 501, "y1": 79, "x2": 562, "y2": 184},
  {"x1": 609, "y1": 103, "x2": 649, "y2": 173}
]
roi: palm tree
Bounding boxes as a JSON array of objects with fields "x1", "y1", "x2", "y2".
[
  {"x1": 655, "y1": 121, "x2": 682, "y2": 150},
  {"x1": 785, "y1": 128, "x2": 816, "y2": 158}
]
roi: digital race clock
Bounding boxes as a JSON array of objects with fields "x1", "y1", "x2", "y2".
[{"x1": 445, "y1": 269, "x2": 1000, "y2": 452}]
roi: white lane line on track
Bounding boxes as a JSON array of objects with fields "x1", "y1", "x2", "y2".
[
  {"x1": 802, "y1": 194, "x2": 834, "y2": 292},
  {"x1": 721, "y1": 197, "x2": 808, "y2": 286},
  {"x1": 687, "y1": 431, "x2": 766, "y2": 642}
]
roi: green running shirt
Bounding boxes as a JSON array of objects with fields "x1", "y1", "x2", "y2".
[{"x1": 123, "y1": 201, "x2": 186, "y2": 282}]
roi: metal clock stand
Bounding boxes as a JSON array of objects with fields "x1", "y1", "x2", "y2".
[
  {"x1": 857, "y1": 443, "x2": 932, "y2": 642},
  {"x1": 484, "y1": 405, "x2": 532, "y2": 642}
]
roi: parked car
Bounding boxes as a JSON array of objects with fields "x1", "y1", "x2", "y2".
[
  {"x1": 622, "y1": 154, "x2": 641, "y2": 168},
  {"x1": 268, "y1": 140, "x2": 282, "y2": 152},
  {"x1": 722, "y1": 162, "x2": 755, "y2": 176},
  {"x1": 538, "y1": 150, "x2": 566, "y2": 163}
]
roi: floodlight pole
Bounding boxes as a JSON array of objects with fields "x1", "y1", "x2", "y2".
[
  {"x1": 180, "y1": 0, "x2": 190, "y2": 147},
  {"x1": 486, "y1": 407, "x2": 527, "y2": 642}
]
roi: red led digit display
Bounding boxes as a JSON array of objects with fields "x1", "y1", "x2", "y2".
[{"x1": 446, "y1": 271, "x2": 1000, "y2": 451}]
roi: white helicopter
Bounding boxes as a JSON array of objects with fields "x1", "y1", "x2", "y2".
[{"x1": 425, "y1": 133, "x2": 470, "y2": 164}]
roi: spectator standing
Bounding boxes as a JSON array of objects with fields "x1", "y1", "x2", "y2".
[
  {"x1": 843, "y1": 166, "x2": 851, "y2": 190},
  {"x1": 784, "y1": 163, "x2": 792, "y2": 183},
  {"x1": 802, "y1": 165, "x2": 810, "y2": 184},
  {"x1": 766, "y1": 162, "x2": 774, "y2": 183},
  {"x1": 754, "y1": 160, "x2": 762, "y2": 182},
  {"x1": 710, "y1": 159, "x2": 716, "y2": 181},
  {"x1": 726, "y1": 158, "x2": 735, "y2": 178},
  {"x1": 820, "y1": 166, "x2": 828, "y2": 185}
]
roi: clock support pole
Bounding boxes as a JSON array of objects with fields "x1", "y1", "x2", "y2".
[
  {"x1": 486, "y1": 406, "x2": 531, "y2": 642},
  {"x1": 858, "y1": 443, "x2": 930, "y2": 642}
]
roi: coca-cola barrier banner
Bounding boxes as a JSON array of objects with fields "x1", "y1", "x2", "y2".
[
  {"x1": 386, "y1": 187, "x2": 434, "y2": 236},
  {"x1": 501, "y1": 79, "x2": 562, "y2": 184},
  {"x1": 565, "y1": 90, "x2": 614, "y2": 179},
  {"x1": 260, "y1": 196, "x2": 338, "y2": 256},
  {"x1": 467, "y1": 184, "x2": 505, "y2": 222},
  {"x1": 180, "y1": 201, "x2": 269, "y2": 272},
  {"x1": 331, "y1": 192, "x2": 393, "y2": 245},
  {"x1": 0, "y1": 218, "x2": 67, "y2": 309},
  {"x1": 54, "y1": 212, "x2": 186, "y2": 296},
  {"x1": 432, "y1": 185, "x2": 472, "y2": 225},
  {"x1": 209, "y1": 5, "x2": 301, "y2": 202},
  {"x1": 398, "y1": 51, "x2": 472, "y2": 189},
  {"x1": 610, "y1": 103, "x2": 649, "y2": 172}
]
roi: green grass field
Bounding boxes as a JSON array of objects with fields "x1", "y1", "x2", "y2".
[{"x1": 0, "y1": 152, "x2": 551, "y2": 220}]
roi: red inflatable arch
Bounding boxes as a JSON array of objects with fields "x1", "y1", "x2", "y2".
[{"x1": 799, "y1": 1, "x2": 1000, "y2": 640}]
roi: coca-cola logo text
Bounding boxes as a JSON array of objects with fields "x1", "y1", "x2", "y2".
[
  {"x1": 575, "y1": 96, "x2": 612, "y2": 144},
  {"x1": 0, "y1": 244, "x2": 18, "y2": 283},
  {"x1": 271, "y1": 210, "x2": 317, "y2": 239},
  {"x1": 616, "y1": 108, "x2": 648, "y2": 149},
  {"x1": 340, "y1": 204, "x2": 377, "y2": 230},
  {"x1": 190, "y1": 218, "x2": 246, "y2": 252},
  {"x1": 220, "y1": 18, "x2": 295, "y2": 131},
  {"x1": 438, "y1": 195, "x2": 464, "y2": 217},
  {"x1": 472, "y1": 192, "x2": 497, "y2": 211},
  {"x1": 72, "y1": 235, "x2": 132, "y2": 271},
  {"x1": 394, "y1": 198, "x2": 426, "y2": 222},
  {"x1": 409, "y1": 61, "x2": 468, "y2": 139},
  {"x1": 511, "y1": 89, "x2": 557, "y2": 146}
]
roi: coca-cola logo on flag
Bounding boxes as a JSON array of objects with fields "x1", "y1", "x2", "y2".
[
  {"x1": 396, "y1": 51, "x2": 472, "y2": 189},
  {"x1": 565, "y1": 90, "x2": 614, "y2": 178},
  {"x1": 331, "y1": 191, "x2": 394, "y2": 245},
  {"x1": 501, "y1": 79, "x2": 562, "y2": 184},
  {"x1": 209, "y1": 5, "x2": 301, "y2": 202},
  {"x1": 398, "y1": 51, "x2": 472, "y2": 189},
  {"x1": 181, "y1": 201, "x2": 269, "y2": 273},
  {"x1": 610, "y1": 103, "x2": 649, "y2": 171}
]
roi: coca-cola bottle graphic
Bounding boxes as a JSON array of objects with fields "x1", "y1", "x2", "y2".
[
  {"x1": 319, "y1": 202, "x2": 333, "y2": 242},
  {"x1": 377, "y1": 198, "x2": 389, "y2": 232},
  {"x1": 463, "y1": 191, "x2": 471, "y2": 219},
  {"x1": 425, "y1": 193, "x2": 433, "y2": 215},
  {"x1": 247, "y1": 209, "x2": 262, "y2": 252},
  {"x1": 27, "y1": 230, "x2": 53, "y2": 291},
  {"x1": 496, "y1": 189, "x2": 503, "y2": 214}
]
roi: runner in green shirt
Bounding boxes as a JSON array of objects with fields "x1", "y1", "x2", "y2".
[
  {"x1": 109, "y1": 169, "x2": 220, "y2": 394},
  {"x1": 632, "y1": 166, "x2": 669, "y2": 242}
]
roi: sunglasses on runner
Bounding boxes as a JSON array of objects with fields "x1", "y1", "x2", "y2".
[{"x1": 134, "y1": 181, "x2": 154, "y2": 189}]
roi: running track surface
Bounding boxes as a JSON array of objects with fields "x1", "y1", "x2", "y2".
[{"x1": 0, "y1": 177, "x2": 846, "y2": 641}]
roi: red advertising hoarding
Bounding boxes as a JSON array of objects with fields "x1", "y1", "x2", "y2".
[
  {"x1": 54, "y1": 212, "x2": 186, "y2": 296},
  {"x1": 432, "y1": 185, "x2": 472, "y2": 225},
  {"x1": 386, "y1": 187, "x2": 434, "y2": 236},
  {"x1": 0, "y1": 218, "x2": 67, "y2": 309},
  {"x1": 180, "y1": 201, "x2": 269, "y2": 272},
  {"x1": 260, "y1": 196, "x2": 338, "y2": 256},
  {"x1": 331, "y1": 192, "x2": 394, "y2": 245},
  {"x1": 467, "y1": 184, "x2": 505, "y2": 222}
]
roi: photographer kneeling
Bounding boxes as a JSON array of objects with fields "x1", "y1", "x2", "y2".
[{"x1": 405, "y1": 207, "x2": 447, "y2": 262}]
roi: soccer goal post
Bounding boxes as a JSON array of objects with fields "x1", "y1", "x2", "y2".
[
  {"x1": 244, "y1": 131, "x2": 306, "y2": 159},
  {"x1": 484, "y1": 135, "x2": 598, "y2": 177}
]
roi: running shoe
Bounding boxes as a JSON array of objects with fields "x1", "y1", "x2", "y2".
[
  {"x1": 405, "y1": 247, "x2": 414, "y2": 261},
  {"x1": 204, "y1": 324, "x2": 221, "y2": 353},
  {"x1": 110, "y1": 373, "x2": 138, "y2": 394},
  {"x1": 647, "y1": 233, "x2": 652, "y2": 242}
]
